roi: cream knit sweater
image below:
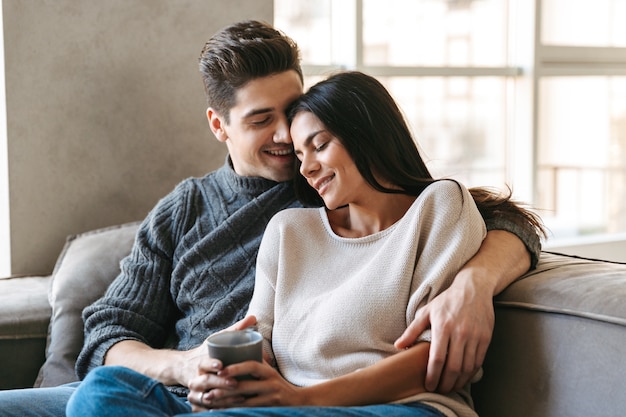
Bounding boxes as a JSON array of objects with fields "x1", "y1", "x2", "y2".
[{"x1": 248, "y1": 180, "x2": 487, "y2": 417}]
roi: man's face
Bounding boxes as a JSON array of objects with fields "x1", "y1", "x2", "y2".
[{"x1": 208, "y1": 70, "x2": 303, "y2": 182}]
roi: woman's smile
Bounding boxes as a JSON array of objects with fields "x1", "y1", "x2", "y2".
[{"x1": 313, "y1": 174, "x2": 335, "y2": 195}]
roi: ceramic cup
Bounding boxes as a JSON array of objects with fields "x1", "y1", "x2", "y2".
[{"x1": 206, "y1": 329, "x2": 263, "y2": 379}]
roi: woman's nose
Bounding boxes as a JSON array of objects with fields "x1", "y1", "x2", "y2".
[{"x1": 299, "y1": 153, "x2": 317, "y2": 177}]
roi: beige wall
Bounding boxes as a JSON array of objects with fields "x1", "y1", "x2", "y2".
[{"x1": 3, "y1": 0, "x2": 273, "y2": 275}]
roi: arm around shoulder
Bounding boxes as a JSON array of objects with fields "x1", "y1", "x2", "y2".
[
  {"x1": 397, "y1": 187, "x2": 546, "y2": 393},
  {"x1": 470, "y1": 186, "x2": 546, "y2": 275}
]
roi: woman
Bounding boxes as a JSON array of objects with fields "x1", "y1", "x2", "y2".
[{"x1": 184, "y1": 71, "x2": 493, "y2": 417}]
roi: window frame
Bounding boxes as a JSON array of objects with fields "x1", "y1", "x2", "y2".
[{"x1": 276, "y1": 0, "x2": 626, "y2": 246}]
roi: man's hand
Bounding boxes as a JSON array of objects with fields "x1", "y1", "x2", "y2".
[
  {"x1": 104, "y1": 339, "x2": 209, "y2": 387},
  {"x1": 395, "y1": 277, "x2": 494, "y2": 393},
  {"x1": 395, "y1": 230, "x2": 531, "y2": 393}
]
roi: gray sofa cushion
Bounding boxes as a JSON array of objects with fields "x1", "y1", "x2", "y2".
[
  {"x1": 494, "y1": 252, "x2": 626, "y2": 325},
  {"x1": 34, "y1": 222, "x2": 139, "y2": 387}
]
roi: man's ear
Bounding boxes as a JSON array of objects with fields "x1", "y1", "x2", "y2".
[{"x1": 207, "y1": 108, "x2": 228, "y2": 143}]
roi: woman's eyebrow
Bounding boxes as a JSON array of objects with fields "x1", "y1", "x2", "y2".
[
  {"x1": 302, "y1": 130, "x2": 324, "y2": 147},
  {"x1": 294, "y1": 130, "x2": 323, "y2": 155}
]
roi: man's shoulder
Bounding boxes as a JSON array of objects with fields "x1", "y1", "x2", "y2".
[
  {"x1": 170, "y1": 168, "x2": 226, "y2": 195},
  {"x1": 145, "y1": 172, "x2": 220, "y2": 218},
  {"x1": 160, "y1": 176, "x2": 207, "y2": 203}
]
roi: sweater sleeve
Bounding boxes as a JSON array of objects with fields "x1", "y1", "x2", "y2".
[
  {"x1": 406, "y1": 180, "x2": 487, "y2": 341},
  {"x1": 485, "y1": 215, "x2": 541, "y2": 270},
  {"x1": 245, "y1": 216, "x2": 280, "y2": 366},
  {"x1": 75, "y1": 181, "x2": 192, "y2": 379}
]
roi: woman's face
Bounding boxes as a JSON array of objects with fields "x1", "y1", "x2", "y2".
[{"x1": 290, "y1": 111, "x2": 368, "y2": 210}]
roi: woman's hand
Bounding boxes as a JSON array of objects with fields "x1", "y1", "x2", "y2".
[
  {"x1": 223, "y1": 315, "x2": 258, "y2": 332},
  {"x1": 171, "y1": 315, "x2": 260, "y2": 390},
  {"x1": 187, "y1": 358, "x2": 305, "y2": 411}
]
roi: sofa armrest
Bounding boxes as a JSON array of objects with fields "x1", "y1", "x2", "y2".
[
  {"x1": 0, "y1": 275, "x2": 52, "y2": 389},
  {"x1": 473, "y1": 252, "x2": 626, "y2": 417}
]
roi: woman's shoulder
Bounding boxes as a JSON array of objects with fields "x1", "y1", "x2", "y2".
[
  {"x1": 263, "y1": 207, "x2": 326, "y2": 242},
  {"x1": 270, "y1": 206, "x2": 322, "y2": 224},
  {"x1": 411, "y1": 180, "x2": 475, "y2": 219},
  {"x1": 421, "y1": 179, "x2": 468, "y2": 199}
]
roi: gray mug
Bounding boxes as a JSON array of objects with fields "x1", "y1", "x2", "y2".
[{"x1": 206, "y1": 329, "x2": 263, "y2": 379}]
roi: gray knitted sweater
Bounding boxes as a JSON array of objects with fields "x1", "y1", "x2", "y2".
[{"x1": 76, "y1": 160, "x2": 299, "y2": 380}]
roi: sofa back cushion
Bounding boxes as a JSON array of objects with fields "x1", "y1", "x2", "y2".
[{"x1": 34, "y1": 222, "x2": 139, "y2": 387}]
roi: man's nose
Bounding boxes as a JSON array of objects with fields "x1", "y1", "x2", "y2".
[{"x1": 274, "y1": 118, "x2": 291, "y2": 144}]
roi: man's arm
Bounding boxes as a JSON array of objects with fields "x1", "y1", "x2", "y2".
[
  {"x1": 395, "y1": 229, "x2": 530, "y2": 392},
  {"x1": 76, "y1": 180, "x2": 199, "y2": 383},
  {"x1": 104, "y1": 316, "x2": 258, "y2": 387},
  {"x1": 104, "y1": 340, "x2": 203, "y2": 386}
]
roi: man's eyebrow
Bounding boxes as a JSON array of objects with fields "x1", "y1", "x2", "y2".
[{"x1": 242, "y1": 107, "x2": 274, "y2": 118}]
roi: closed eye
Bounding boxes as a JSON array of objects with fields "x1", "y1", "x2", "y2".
[
  {"x1": 251, "y1": 117, "x2": 271, "y2": 126},
  {"x1": 315, "y1": 142, "x2": 328, "y2": 152}
]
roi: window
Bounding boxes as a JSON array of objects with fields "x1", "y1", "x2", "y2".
[
  {"x1": 275, "y1": 0, "x2": 626, "y2": 243},
  {"x1": 0, "y1": 2, "x2": 9, "y2": 277},
  {"x1": 537, "y1": 0, "x2": 626, "y2": 239}
]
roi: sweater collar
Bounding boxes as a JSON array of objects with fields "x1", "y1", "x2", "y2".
[{"x1": 220, "y1": 155, "x2": 292, "y2": 197}]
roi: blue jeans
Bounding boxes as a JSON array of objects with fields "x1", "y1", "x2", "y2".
[
  {"x1": 66, "y1": 366, "x2": 190, "y2": 416},
  {"x1": 0, "y1": 381, "x2": 80, "y2": 417},
  {"x1": 182, "y1": 404, "x2": 445, "y2": 417},
  {"x1": 67, "y1": 366, "x2": 444, "y2": 417}
]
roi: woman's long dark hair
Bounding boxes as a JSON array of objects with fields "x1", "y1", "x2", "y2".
[
  {"x1": 288, "y1": 71, "x2": 545, "y2": 238},
  {"x1": 288, "y1": 71, "x2": 435, "y2": 207}
]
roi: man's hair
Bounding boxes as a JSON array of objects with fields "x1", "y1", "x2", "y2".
[{"x1": 199, "y1": 20, "x2": 302, "y2": 123}]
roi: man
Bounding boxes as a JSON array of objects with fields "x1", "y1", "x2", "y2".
[{"x1": 1, "y1": 20, "x2": 541, "y2": 417}]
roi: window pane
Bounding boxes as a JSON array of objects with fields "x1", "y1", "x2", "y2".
[
  {"x1": 274, "y1": 0, "x2": 356, "y2": 67},
  {"x1": 363, "y1": 0, "x2": 509, "y2": 66},
  {"x1": 274, "y1": 0, "x2": 333, "y2": 65},
  {"x1": 538, "y1": 77, "x2": 626, "y2": 237},
  {"x1": 380, "y1": 77, "x2": 508, "y2": 188},
  {"x1": 542, "y1": 0, "x2": 626, "y2": 46}
]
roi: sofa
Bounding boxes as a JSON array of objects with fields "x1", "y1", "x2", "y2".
[{"x1": 1, "y1": 222, "x2": 625, "y2": 417}]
